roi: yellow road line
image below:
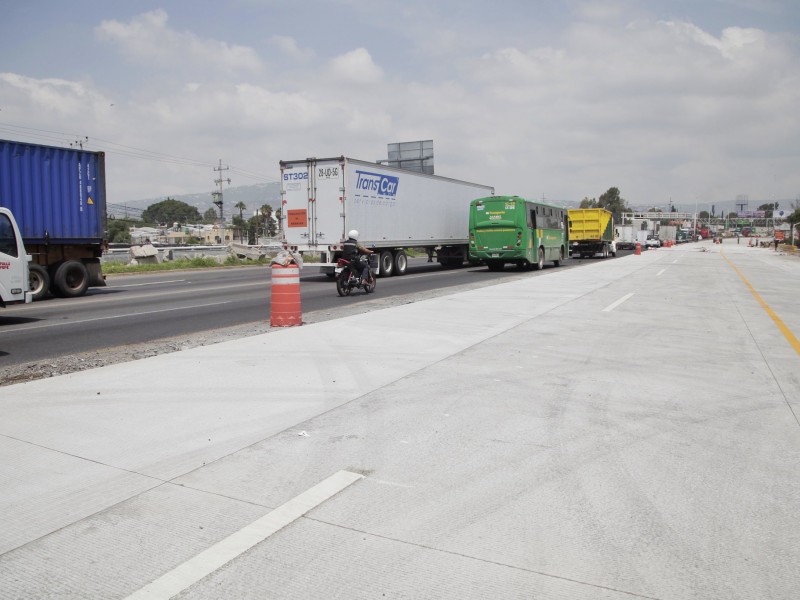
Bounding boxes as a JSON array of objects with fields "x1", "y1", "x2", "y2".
[{"x1": 722, "y1": 251, "x2": 800, "y2": 356}]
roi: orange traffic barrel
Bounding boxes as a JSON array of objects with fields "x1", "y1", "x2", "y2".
[
  {"x1": 270, "y1": 264, "x2": 302, "y2": 326},
  {"x1": 634, "y1": 242, "x2": 641, "y2": 255}
]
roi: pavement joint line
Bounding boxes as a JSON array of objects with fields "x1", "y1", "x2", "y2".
[
  {"x1": 602, "y1": 292, "x2": 635, "y2": 312},
  {"x1": 656, "y1": 268, "x2": 666, "y2": 276},
  {"x1": 124, "y1": 470, "x2": 364, "y2": 600},
  {"x1": 721, "y1": 250, "x2": 800, "y2": 356}
]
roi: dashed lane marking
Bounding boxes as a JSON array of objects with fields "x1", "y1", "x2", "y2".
[
  {"x1": 602, "y1": 292, "x2": 634, "y2": 312},
  {"x1": 125, "y1": 470, "x2": 364, "y2": 600}
]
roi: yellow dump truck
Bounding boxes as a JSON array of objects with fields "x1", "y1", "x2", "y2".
[{"x1": 568, "y1": 208, "x2": 617, "y2": 258}]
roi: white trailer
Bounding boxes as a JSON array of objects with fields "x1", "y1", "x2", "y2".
[
  {"x1": 0, "y1": 207, "x2": 32, "y2": 307},
  {"x1": 279, "y1": 156, "x2": 494, "y2": 276}
]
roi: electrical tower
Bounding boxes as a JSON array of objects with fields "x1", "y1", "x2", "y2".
[{"x1": 212, "y1": 160, "x2": 231, "y2": 223}]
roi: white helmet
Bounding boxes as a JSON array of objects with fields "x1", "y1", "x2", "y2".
[{"x1": 348, "y1": 229, "x2": 359, "y2": 240}]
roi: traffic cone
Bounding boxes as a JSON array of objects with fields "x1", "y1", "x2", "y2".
[
  {"x1": 634, "y1": 242, "x2": 641, "y2": 255},
  {"x1": 270, "y1": 264, "x2": 302, "y2": 326}
]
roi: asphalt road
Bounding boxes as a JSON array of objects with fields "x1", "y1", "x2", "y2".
[{"x1": 0, "y1": 254, "x2": 629, "y2": 367}]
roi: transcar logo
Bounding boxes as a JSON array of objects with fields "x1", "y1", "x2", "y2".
[
  {"x1": 354, "y1": 170, "x2": 399, "y2": 197},
  {"x1": 283, "y1": 171, "x2": 308, "y2": 181}
]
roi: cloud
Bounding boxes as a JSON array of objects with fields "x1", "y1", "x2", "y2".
[
  {"x1": 328, "y1": 48, "x2": 383, "y2": 84},
  {"x1": 0, "y1": 72, "x2": 111, "y2": 117},
  {"x1": 95, "y1": 9, "x2": 262, "y2": 73},
  {"x1": 270, "y1": 36, "x2": 315, "y2": 62}
]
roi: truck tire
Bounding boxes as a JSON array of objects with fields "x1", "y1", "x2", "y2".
[
  {"x1": 29, "y1": 264, "x2": 51, "y2": 301},
  {"x1": 379, "y1": 251, "x2": 394, "y2": 277},
  {"x1": 53, "y1": 260, "x2": 90, "y2": 298},
  {"x1": 533, "y1": 247, "x2": 545, "y2": 270},
  {"x1": 393, "y1": 250, "x2": 407, "y2": 276}
]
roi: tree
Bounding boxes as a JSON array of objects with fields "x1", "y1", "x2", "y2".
[
  {"x1": 234, "y1": 201, "x2": 247, "y2": 242},
  {"x1": 107, "y1": 219, "x2": 133, "y2": 244},
  {"x1": 259, "y1": 204, "x2": 276, "y2": 237},
  {"x1": 698, "y1": 211, "x2": 710, "y2": 220},
  {"x1": 141, "y1": 198, "x2": 201, "y2": 225},
  {"x1": 597, "y1": 187, "x2": 629, "y2": 221},
  {"x1": 203, "y1": 208, "x2": 218, "y2": 223},
  {"x1": 579, "y1": 197, "x2": 597, "y2": 209}
]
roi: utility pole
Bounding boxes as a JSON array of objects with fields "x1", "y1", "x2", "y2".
[{"x1": 212, "y1": 160, "x2": 231, "y2": 238}]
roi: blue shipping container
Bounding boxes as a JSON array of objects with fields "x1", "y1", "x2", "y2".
[{"x1": 0, "y1": 139, "x2": 107, "y2": 244}]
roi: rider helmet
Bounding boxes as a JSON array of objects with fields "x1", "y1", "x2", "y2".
[{"x1": 348, "y1": 229, "x2": 359, "y2": 240}]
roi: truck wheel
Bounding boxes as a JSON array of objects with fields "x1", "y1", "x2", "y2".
[
  {"x1": 379, "y1": 251, "x2": 394, "y2": 277},
  {"x1": 533, "y1": 247, "x2": 545, "y2": 270},
  {"x1": 393, "y1": 250, "x2": 408, "y2": 275},
  {"x1": 29, "y1": 264, "x2": 51, "y2": 301},
  {"x1": 53, "y1": 260, "x2": 89, "y2": 298},
  {"x1": 553, "y1": 246, "x2": 564, "y2": 267}
]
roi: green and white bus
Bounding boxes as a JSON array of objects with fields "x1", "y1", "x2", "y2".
[{"x1": 468, "y1": 195, "x2": 568, "y2": 271}]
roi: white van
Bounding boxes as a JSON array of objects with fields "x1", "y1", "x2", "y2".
[{"x1": 0, "y1": 207, "x2": 32, "y2": 307}]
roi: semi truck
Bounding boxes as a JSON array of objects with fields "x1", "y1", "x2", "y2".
[
  {"x1": 0, "y1": 139, "x2": 107, "y2": 300},
  {"x1": 279, "y1": 156, "x2": 494, "y2": 276},
  {"x1": 568, "y1": 208, "x2": 617, "y2": 258},
  {"x1": 0, "y1": 207, "x2": 32, "y2": 307}
]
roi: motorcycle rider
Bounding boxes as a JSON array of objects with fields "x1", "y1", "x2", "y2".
[{"x1": 342, "y1": 229, "x2": 374, "y2": 285}]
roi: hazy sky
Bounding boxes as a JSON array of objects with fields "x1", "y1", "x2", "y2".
[{"x1": 1, "y1": 0, "x2": 798, "y2": 211}]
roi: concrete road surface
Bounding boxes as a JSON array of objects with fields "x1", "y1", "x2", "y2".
[{"x1": 1, "y1": 240, "x2": 798, "y2": 599}]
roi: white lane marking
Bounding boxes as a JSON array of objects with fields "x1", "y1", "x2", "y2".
[
  {"x1": 109, "y1": 279, "x2": 187, "y2": 288},
  {"x1": 656, "y1": 268, "x2": 666, "y2": 276},
  {"x1": 0, "y1": 301, "x2": 233, "y2": 334},
  {"x1": 602, "y1": 292, "x2": 634, "y2": 312},
  {"x1": 125, "y1": 470, "x2": 363, "y2": 600},
  {"x1": 672, "y1": 260, "x2": 678, "y2": 264}
]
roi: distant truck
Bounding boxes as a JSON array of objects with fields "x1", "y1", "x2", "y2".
[
  {"x1": 0, "y1": 207, "x2": 32, "y2": 307},
  {"x1": 616, "y1": 225, "x2": 636, "y2": 250},
  {"x1": 660, "y1": 225, "x2": 677, "y2": 244},
  {"x1": 568, "y1": 208, "x2": 617, "y2": 258},
  {"x1": 279, "y1": 156, "x2": 494, "y2": 276},
  {"x1": 0, "y1": 139, "x2": 107, "y2": 300}
]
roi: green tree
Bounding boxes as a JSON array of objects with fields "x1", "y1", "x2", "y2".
[
  {"x1": 579, "y1": 196, "x2": 597, "y2": 208},
  {"x1": 203, "y1": 208, "x2": 218, "y2": 223},
  {"x1": 259, "y1": 204, "x2": 276, "y2": 237},
  {"x1": 234, "y1": 202, "x2": 247, "y2": 242},
  {"x1": 597, "y1": 187, "x2": 629, "y2": 222},
  {"x1": 141, "y1": 198, "x2": 201, "y2": 225},
  {"x1": 107, "y1": 219, "x2": 133, "y2": 244}
]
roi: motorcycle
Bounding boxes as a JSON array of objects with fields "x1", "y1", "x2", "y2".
[{"x1": 335, "y1": 256, "x2": 377, "y2": 296}]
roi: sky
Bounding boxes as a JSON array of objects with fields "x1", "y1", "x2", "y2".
[{"x1": 1, "y1": 0, "x2": 799, "y2": 213}]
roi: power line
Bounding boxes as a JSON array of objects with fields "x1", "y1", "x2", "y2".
[{"x1": 0, "y1": 122, "x2": 279, "y2": 184}]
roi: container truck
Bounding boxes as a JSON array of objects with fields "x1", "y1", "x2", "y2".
[
  {"x1": 0, "y1": 207, "x2": 32, "y2": 307},
  {"x1": 568, "y1": 208, "x2": 617, "y2": 258},
  {"x1": 0, "y1": 139, "x2": 107, "y2": 300},
  {"x1": 279, "y1": 156, "x2": 494, "y2": 276}
]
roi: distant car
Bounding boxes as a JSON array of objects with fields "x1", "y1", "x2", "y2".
[{"x1": 645, "y1": 236, "x2": 661, "y2": 248}]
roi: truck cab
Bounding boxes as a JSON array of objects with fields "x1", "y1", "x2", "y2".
[{"x1": 0, "y1": 207, "x2": 32, "y2": 307}]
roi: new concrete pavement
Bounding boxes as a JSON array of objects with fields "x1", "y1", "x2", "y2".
[{"x1": 1, "y1": 240, "x2": 798, "y2": 599}]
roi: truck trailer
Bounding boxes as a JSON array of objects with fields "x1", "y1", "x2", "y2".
[
  {"x1": 568, "y1": 208, "x2": 617, "y2": 258},
  {"x1": 0, "y1": 139, "x2": 107, "y2": 300},
  {"x1": 279, "y1": 156, "x2": 494, "y2": 276},
  {"x1": 0, "y1": 207, "x2": 32, "y2": 307}
]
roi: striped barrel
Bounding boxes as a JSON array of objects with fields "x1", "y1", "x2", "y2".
[{"x1": 270, "y1": 264, "x2": 302, "y2": 326}]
